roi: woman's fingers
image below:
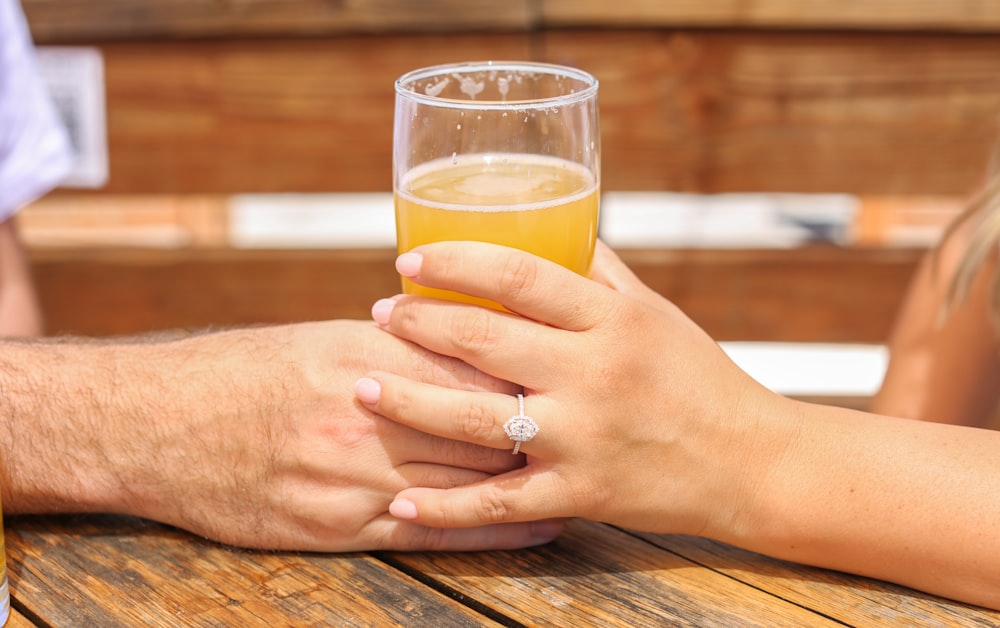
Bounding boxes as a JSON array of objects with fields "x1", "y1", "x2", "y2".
[
  {"x1": 375, "y1": 407, "x2": 523, "y2": 474},
  {"x1": 355, "y1": 373, "x2": 558, "y2": 458},
  {"x1": 389, "y1": 469, "x2": 572, "y2": 528},
  {"x1": 356, "y1": 366, "x2": 579, "y2": 529},
  {"x1": 357, "y1": 370, "x2": 578, "y2": 528},
  {"x1": 396, "y1": 241, "x2": 614, "y2": 331},
  {"x1": 372, "y1": 515, "x2": 565, "y2": 551},
  {"x1": 375, "y1": 242, "x2": 625, "y2": 387},
  {"x1": 589, "y1": 240, "x2": 667, "y2": 310}
]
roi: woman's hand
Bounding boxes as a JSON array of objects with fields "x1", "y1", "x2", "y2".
[{"x1": 355, "y1": 241, "x2": 794, "y2": 539}]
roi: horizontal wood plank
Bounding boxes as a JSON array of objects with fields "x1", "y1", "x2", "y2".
[
  {"x1": 91, "y1": 34, "x2": 535, "y2": 195},
  {"x1": 21, "y1": 192, "x2": 964, "y2": 250},
  {"x1": 541, "y1": 0, "x2": 1000, "y2": 32},
  {"x1": 635, "y1": 533, "x2": 1000, "y2": 625},
  {"x1": 41, "y1": 31, "x2": 1000, "y2": 196},
  {"x1": 381, "y1": 519, "x2": 905, "y2": 626},
  {"x1": 22, "y1": 0, "x2": 1000, "y2": 43},
  {"x1": 22, "y1": 0, "x2": 534, "y2": 42},
  {"x1": 543, "y1": 30, "x2": 1000, "y2": 195},
  {"x1": 622, "y1": 246, "x2": 921, "y2": 343},
  {"x1": 4, "y1": 610, "x2": 36, "y2": 628},
  {"x1": 28, "y1": 246, "x2": 921, "y2": 343},
  {"x1": 6, "y1": 515, "x2": 501, "y2": 627},
  {"x1": 19, "y1": 195, "x2": 230, "y2": 247}
]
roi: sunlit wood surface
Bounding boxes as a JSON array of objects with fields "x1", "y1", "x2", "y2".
[{"x1": 6, "y1": 516, "x2": 999, "y2": 626}]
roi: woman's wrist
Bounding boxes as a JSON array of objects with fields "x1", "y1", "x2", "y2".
[{"x1": 702, "y1": 389, "x2": 808, "y2": 548}]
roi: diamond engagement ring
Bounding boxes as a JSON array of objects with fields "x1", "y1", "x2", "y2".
[{"x1": 503, "y1": 393, "x2": 539, "y2": 455}]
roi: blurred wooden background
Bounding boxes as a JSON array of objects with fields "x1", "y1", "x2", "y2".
[
  {"x1": 22, "y1": 0, "x2": 1000, "y2": 195},
  {"x1": 19, "y1": 0, "x2": 1000, "y2": 342}
]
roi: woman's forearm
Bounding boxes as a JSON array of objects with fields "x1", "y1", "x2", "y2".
[{"x1": 741, "y1": 399, "x2": 1000, "y2": 608}]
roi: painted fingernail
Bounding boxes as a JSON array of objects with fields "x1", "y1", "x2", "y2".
[
  {"x1": 371, "y1": 298, "x2": 396, "y2": 326},
  {"x1": 396, "y1": 252, "x2": 423, "y2": 277},
  {"x1": 530, "y1": 520, "x2": 564, "y2": 542},
  {"x1": 389, "y1": 498, "x2": 418, "y2": 520},
  {"x1": 353, "y1": 377, "x2": 381, "y2": 405}
]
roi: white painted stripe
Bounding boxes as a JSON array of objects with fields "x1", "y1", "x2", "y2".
[{"x1": 721, "y1": 341, "x2": 887, "y2": 396}]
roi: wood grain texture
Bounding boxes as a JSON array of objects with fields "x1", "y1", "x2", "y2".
[
  {"x1": 636, "y1": 532, "x2": 1000, "y2": 626},
  {"x1": 22, "y1": 0, "x2": 534, "y2": 42},
  {"x1": 46, "y1": 30, "x2": 1000, "y2": 196},
  {"x1": 19, "y1": 195, "x2": 229, "y2": 247},
  {"x1": 541, "y1": 30, "x2": 1000, "y2": 194},
  {"x1": 28, "y1": 246, "x2": 920, "y2": 342},
  {"x1": 30, "y1": 248, "x2": 402, "y2": 336},
  {"x1": 5, "y1": 515, "x2": 500, "y2": 627},
  {"x1": 382, "y1": 519, "x2": 882, "y2": 626},
  {"x1": 92, "y1": 34, "x2": 535, "y2": 195},
  {"x1": 22, "y1": 0, "x2": 1000, "y2": 42},
  {"x1": 10, "y1": 515, "x2": 989, "y2": 626},
  {"x1": 3, "y1": 610, "x2": 36, "y2": 628},
  {"x1": 618, "y1": 246, "x2": 922, "y2": 342},
  {"x1": 541, "y1": 0, "x2": 1000, "y2": 32}
]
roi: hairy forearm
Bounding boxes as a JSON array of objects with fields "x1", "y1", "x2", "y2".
[
  {"x1": 740, "y1": 400, "x2": 1000, "y2": 608},
  {"x1": 0, "y1": 339, "x2": 125, "y2": 512},
  {"x1": 0, "y1": 330, "x2": 281, "y2": 518}
]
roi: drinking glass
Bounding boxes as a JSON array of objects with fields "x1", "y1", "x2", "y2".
[
  {"x1": 0, "y1": 494, "x2": 8, "y2": 626},
  {"x1": 393, "y1": 60, "x2": 600, "y2": 307}
]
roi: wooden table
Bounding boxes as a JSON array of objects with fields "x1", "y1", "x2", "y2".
[{"x1": 3, "y1": 515, "x2": 998, "y2": 626}]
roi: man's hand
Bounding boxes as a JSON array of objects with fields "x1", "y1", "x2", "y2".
[{"x1": 0, "y1": 320, "x2": 562, "y2": 552}]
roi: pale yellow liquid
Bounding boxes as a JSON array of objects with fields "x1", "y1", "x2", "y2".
[{"x1": 395, "y1": 153, "x2": 599, "y2": 307}]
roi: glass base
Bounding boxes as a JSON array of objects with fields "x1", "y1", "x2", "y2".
[{"x1": 0, "y1": 574, "x2": 9, "y2": 626}]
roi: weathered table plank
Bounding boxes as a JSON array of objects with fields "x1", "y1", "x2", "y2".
[
  {"x1": 4, "y1": 609, "x2": 36, "y2": 627},
  {"x1": 4, "y1": 512, "x2": 997, "y2": 625},
  {"x1": 637, "y1": 532, "x2": 1000, "y2": 627},
  {"x1": 382, "y1": 519, "x2": 844, "y2": 627},
  {"x1": 5, "y1": 515, "x2": 499, "y2": 627}
]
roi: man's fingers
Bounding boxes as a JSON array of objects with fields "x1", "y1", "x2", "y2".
[
  {"x1": 372, "y1": 516, "x2": 565, "y2": 552},
  {"x1": 388, "y1": 470, "x2": 568, "y2": 528}
]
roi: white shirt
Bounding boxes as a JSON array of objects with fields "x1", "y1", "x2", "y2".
[{"x1": 0, "y1": 0, "x2": 71, "y2": 221}]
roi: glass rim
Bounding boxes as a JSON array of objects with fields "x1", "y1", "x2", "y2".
[{"x1": 394, "y1": 60, "x2": 599, "y2": 111}]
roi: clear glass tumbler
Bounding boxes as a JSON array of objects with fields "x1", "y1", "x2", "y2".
[
  {"x1": 393, "y1": 60, "x2": 600, "y2": 307},
  {"x1": 0, "y1": 493, "x2": 9, "y2": 626}
]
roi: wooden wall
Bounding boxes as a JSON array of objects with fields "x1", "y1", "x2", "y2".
[
  {"x1": 27, "y1": 246, "x2": 920, "y2": 343},
  {"x1": 19, "y1": 1, "x2": 1000, "y2": 342},
  {"x1": 22, "y1": 0, "x2": 1000, "y2": 196}
]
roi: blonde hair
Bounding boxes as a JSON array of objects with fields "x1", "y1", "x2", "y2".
[{"x1": 940, "y1": 145, "x2": 1000, "y2": 327}]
